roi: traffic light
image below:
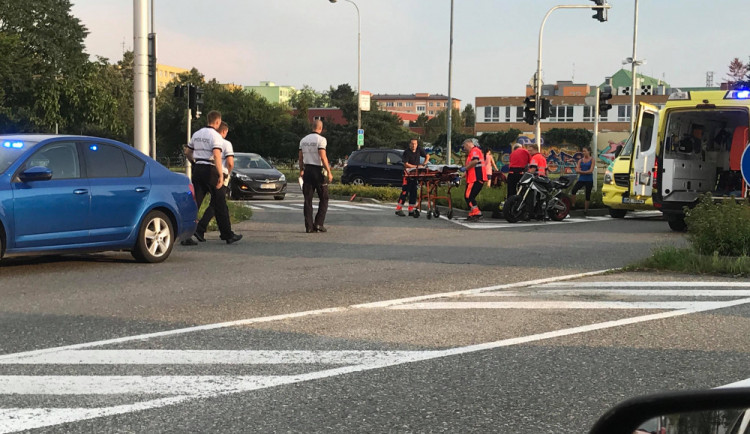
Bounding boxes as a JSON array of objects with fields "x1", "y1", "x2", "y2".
[
  {"x1": 540, "y1": 98, "x2": 551, "y2": 120},
  {"x1": 523, "y1": 95, "x2": 537, "y2": 125},
  {"x1": 173, "y1": 84, "x2": 184, "y2": 98},
  {"x1": 599, "y1": 85, "x2": 613, "y2": 115},
  {"x1": 590, "y1": 0, "x2": 608, "y2": 22}
]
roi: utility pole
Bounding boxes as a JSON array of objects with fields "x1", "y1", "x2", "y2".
[
  {"x1": 446, "y1": 0, "x2": 454, "y2": 165},
  {"x1": 630, "y1": 0, "x2": 639, "y2": 133},
  {"x1": 149, "y1": 0, "x2": 157, "y2": 159},
  {"x1": 133, "y1": 0, "x2": 149, "y2": 155}
]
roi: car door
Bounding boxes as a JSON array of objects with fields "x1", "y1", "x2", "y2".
[
  {"x1": 11, "y1": 141, "x2": 90, "y2": 248},
  {"x1": 384, "y1": 152, "x2": 405, "y2": 186},
  {"x1": 365, "y1": 151, "x2": 387, "y2": 185},
  {"x1": 630, "y1": 103, "x2": 660, "y2": 199},
  {"x1": 82, "y1": 141, "x2": 150, "y2": 242}
]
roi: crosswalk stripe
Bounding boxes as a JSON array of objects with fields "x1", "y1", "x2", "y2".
[
  {"x1": 389, "y1": 301, "x2": 731, "y2": 310},
  {"x1": 540, "y1": 281, "x2": 750, "y2": 288},
  {"x1": 474, "y1": 289, "x2": 750, "y2": 297}
]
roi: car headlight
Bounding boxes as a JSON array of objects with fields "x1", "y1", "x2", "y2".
[
  {"x1": 236, "y1": 173, "x2": 251, "y2": 181},
  {"x1": 603, "y1": 171, "x2": 613, "y2": 185},
  {"x1": 279, "y1": 174, "x2": 286, "y2": 182}
]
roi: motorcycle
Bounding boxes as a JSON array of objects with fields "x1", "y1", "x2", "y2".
[{"x1": 502, "y1": 173, "x2": 576, "y2": 223}]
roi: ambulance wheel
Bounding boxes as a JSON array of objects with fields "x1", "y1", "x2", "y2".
[
  {"x1": 413, "y1": 209, "x2": 420, "y2": 218},
  {"x1": 447, "y1": 210, "x2": 454, "y2": 220},
  {"x1": 608, "y1": 208, "x2": 627, "y2": 218},
  {"x1": 667, "y1": 217, "x2": 687, "y2": 232}
]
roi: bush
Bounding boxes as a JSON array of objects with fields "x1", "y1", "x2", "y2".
[
  {"x1": 627, "y1": 245, "x2": 750, "y2": 276},
  {"x1": 685, "y1": 194, "x2": 750, "y2": 256}
]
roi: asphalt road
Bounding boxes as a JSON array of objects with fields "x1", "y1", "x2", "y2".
[{"x1": 2, "y1": 192, "x2": 748, "y2": 433}]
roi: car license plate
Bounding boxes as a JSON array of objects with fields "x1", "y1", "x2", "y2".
[
  {"x1": 622, "y1": 197, "x2": 645, "y2": 204},
  {"x1": 260, "y1": 183, "x2": 275, "y2": 189}
]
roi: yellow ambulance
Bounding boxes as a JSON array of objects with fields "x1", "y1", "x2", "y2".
[{"x1": 603, "y1": 90, "x2": 750, "y2": 230}]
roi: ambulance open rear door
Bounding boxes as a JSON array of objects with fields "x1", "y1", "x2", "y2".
[{"x1": 630, "y1": 103, "x2": 660, "y2": 199}]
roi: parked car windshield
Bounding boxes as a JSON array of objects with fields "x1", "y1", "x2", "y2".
[
  {"x1": 0, "y1": 139, "x2": 38, "y2": 174},
  {"x1": 235, "y1": 154, "x2": 272, "y2": 170}
]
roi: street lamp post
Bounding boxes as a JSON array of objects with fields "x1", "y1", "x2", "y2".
[{"x1": 329, "y1": 0, "x2": 361, "y2": 133}]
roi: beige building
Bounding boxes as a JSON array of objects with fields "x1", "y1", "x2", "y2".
[
  {"x1": 373, "y1": 93, "x2": 460, "y2": 118},
  {"x1": 155, "y1": 64, "x2": 190, "y2": 89}
]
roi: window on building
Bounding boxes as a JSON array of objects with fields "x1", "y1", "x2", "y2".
[
  {"x1": 397, "y1": 102, "x2": 403, "y2": 107},
  {"x1": 386, "y1": 102, "x2": 394, "y2": 107},
  {"x1": 505, "y1": 107, "x2": 511, "y2": 122},
  {"x1": 483, "y1": 106, "x2": 500, "y2": 122},
  {"x1": 429, "y1": 110, "x2": 434, "y2": 115},
  {"x1": 429, "y1": 102, "x2": 434, "y2": 107},
  {"x1": 549, "y1": 105, "x2": 573, "y2": 122},
  {"x1": 417, "y1": 105, "x2": 426, "y2": 112},
  {"x1": 406, "y1": 102, "x2": 413, "y2": 107},
  {"x1": 313, "y1": 116, "x2": 325, "y2": 122},
  {"x1": 617, "y1": 105, "x2": 631, "y2": 122},
  {"x1": 583, "y1": 106, "x2": 594, "y2": 122},
  {"x1": 516, "y1": 106, "x2": 524, "y2": 121}
]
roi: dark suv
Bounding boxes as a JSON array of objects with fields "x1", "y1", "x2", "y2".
[{"x1": 341, "y1": 149, "x2": 404, "y2": 186}]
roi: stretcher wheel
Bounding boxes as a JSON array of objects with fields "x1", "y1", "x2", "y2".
[
  {"x1": 433, "y1": 210, "x2": 440, "y2": 218},
  {"x1": 447, "y1": 210, "x2": 453, "y2": 220},
  {"x1": 413, "y1": 209, "x2": 420, "y2": 218},
  {"x1": 427, "y1": 212, "x2": 432, "y2": 220}
]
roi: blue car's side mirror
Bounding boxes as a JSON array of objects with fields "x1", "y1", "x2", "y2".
[{"x1": 19, "y1": 166, "x2": 53, "y2": 182}]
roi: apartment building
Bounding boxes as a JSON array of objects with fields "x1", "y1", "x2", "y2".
[
  {"x1": 372, "y1": 93, "x2": 460, "y2": 118},
  {"x1": 244, "y1": 81, "x2": 296, "y2": 106}
]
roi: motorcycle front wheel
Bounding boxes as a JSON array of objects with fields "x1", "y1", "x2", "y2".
[
  {"x1": 503, "y1": 195, "x2": 527, "y2": 223},
  {"x1": 548, "y1": 194, "x2": 572, "y2": 221}
]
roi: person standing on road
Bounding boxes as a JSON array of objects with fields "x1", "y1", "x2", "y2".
[
  {"x1": 483, "y1": 146, "x2": 499, "y2": 187},
  {"x1": 299, "y1": 119, "x2": 333, "y2": 233},
  {"x1": 571, "y1": 146, "x2": 595, "y2": 216},
  {"x1": 461, "y1": 138, "x2": 486, "y2": 221},
  {"x1": 507, "y1": 143, "x2": 530, "y2": 197},
  {"x1": 527, "y1": 144, "x2": 548, "y2": 177},
  {"x1": 395, "y1": 138, "x2": 430, "y2": 217},
  {"x1": 193, "y1": 122, "x2": 234, "y2": 241},
  {"x1": 184, "y1": 110, "x2": 242, "y2": 245}
]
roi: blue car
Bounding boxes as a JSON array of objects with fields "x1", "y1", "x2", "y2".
[{"x1": 0, "y1": 135, "x2": 198, "y2": 263}]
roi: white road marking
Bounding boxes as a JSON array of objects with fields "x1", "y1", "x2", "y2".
[
  {"x1": 540, "y1": 281, "x2": 750, "y2": 288},
  {"x1": 0, "y1": 350, "x2": 427, "y2": 366},
  {"x1": 254, "y1": 204, "x2": 297, "y2": 210},
  {"x1": 720, "y1": 378, "x2": 750, "y2": 388},
  {"x1": 390, "y1": 301, "x2": 730, "y2": 310},
  {"x1": 4, "y1": 271, "x2": 750, "y2": 433},
  {"x1": 444, "y1": 216, "x2": 610, "y2": 229},
  {"x1": 475, "y1": 289, "x2": 750, "y2": 297}
]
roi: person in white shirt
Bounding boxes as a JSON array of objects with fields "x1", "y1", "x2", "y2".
[
  {"x1": 183, "y1": 110, "x2": 241, "y2": 245},
  {"x1": 299, "y1": 119, "x2": 332, "y2": 233},
  {"x1": 194, "y1": 121, "x2": 234, "y2": 241}
]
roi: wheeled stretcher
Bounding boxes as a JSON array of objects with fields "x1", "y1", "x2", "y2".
[{"x1": 403, "y1": 165, "x2": 462, "y2": 220}]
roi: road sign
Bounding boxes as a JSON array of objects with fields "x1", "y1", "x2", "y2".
[
  {"x1": 357, "y1": 129, "x2": 364, "y2": 148},
  {"x1": 741, "y1": 145, "x2": 750, "y2": 185}
]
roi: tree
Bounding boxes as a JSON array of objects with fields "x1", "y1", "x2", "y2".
[
  {"x1": 479, "y1": 129, "x2": 523, "y2": 152},
  {"x1": 423, "y1": 108, "x2": 463, "y2": 143},
  {"x1": 726, "y1": 58, "x2": 748, "y2": 87},
  {"x1": 327, "y1": 84, "x2": 357, "y2": 123},
  {"x1": 462, "y1": 104, "x2": 476, "y2": 127}
]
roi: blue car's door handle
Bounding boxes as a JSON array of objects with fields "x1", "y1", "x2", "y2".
[
  {"x1": 135, "y1": 187, "x2": 149, "y2": 193},
  {"x1": 73, "y1": 189, "x2": 88, "y2": 195}
]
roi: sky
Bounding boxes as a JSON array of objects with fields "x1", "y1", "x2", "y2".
[{"x1": 70, "y1": 0, "x2": 750, "y2": 108}]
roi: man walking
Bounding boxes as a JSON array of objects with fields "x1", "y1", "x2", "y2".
[
  {"x1": 527, "y1": 144, "x2": 548, "y2": 176},
  {"x1": 462, "y1": 138, "x2": 486, "y2": 222},
  {"x1": 193, "y1": 121, "x2": 234, "y2": 242},
  {"x1": 395, "y1": 138, "x2": 430, "y2": 217},
  {"x1": 184, "y1": 110, "x2": 242, "y2": 245},
  {"x1": 299, "y1": 119, "x2": 333, "y2": 233}
]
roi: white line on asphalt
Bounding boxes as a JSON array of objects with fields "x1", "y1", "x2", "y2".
[
  {"x1": 540, "y1": 281, "x2": 750, "y2": 288},
  {"x1": 444, "y1": 216, "x2": 610, "y2": 229},
  {"x1": 390, "y1": 301, "x2": 730, "y2": 310},
  {"x1": 474, "y1": 289, "x2": 750, "y2": 297},
  {"x1": 254, "y1": 204, "x2": 297, "y2": 210},
  {"x1": 0, "y1": 350, "x2": 429, "y2": 366},
  {"x1": 326, "y1": 203, "x2": 381, "y2": 211},
  {"x1": 4, "y1": 297, "x2": 750, "y2": 433},
  {"x1": 720, "y1": 378, "x2": 750, "y2": 388}
]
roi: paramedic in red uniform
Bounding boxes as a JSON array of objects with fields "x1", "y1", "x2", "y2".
[
  {"x1": 461, "y1": 138, "x2": 486, "y2": 221},
  {"x1": 507, "y1": 143, "x2": 530, "y2": 196},
  {"x1": 527, "y1": 144, "x2": 548, "y2": 176},
  {"x1": 395, "y1": 138, "x2": 430, "y2": 216}
]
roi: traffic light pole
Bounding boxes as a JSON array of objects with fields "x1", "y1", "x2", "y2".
[
  {"x1": 186, "y1": 109, "x2": 192, "y2": 181},
  {"x1": 592, "y1": 88, "x2": 600, "y2": 193},
  {"x1": 535, "y1": 3, "x2": 611, "y2": 151}
]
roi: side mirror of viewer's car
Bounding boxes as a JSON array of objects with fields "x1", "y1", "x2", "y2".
[{"x1": 589, "y1": 387, "x2": 750, "y2": 434}]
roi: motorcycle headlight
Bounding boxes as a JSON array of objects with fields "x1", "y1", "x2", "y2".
[
  {"x1": 603, "y1": 171, "x2": 613, "y2": 185},
  {"x1": 279, "y1": 174, "x2": 286, "y2": 182}
]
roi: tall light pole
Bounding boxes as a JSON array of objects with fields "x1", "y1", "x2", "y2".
[
  {"x1": 329, "y1": 0, "x2": 361, "y2": 133},
  {"x1": 133, "y1": 0, "x2": 149, "y2": 155},
  {"x1": 446, "y1": 0, "x2": 454, "y2": 165},
  {"x1": 629, "y1": 0, "x2": 640, "y2": 133}
]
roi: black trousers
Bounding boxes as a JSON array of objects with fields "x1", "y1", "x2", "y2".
[
  {"x1": 196, "y1": 184, "x2": 227, "y2": 235},
  {"x1": 506, "y1": 170, "x2": 524, "y2": 197},
  {"x1": 398, "y1": 177, "x2": 418, "y2": 206},
  {"x1": 464, "y1": 181, "x2": 484, "y2": 209},
  {"x1": 192, "y1": 164, "x2": 233, "y2": 239},
  {"x1": 303, "y1": 165, "x2": 329, "y2": 231}
]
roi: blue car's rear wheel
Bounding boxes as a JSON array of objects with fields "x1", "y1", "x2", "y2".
[{"x1": 132, "y1": 210, "x2": 174, "y2": 263}]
